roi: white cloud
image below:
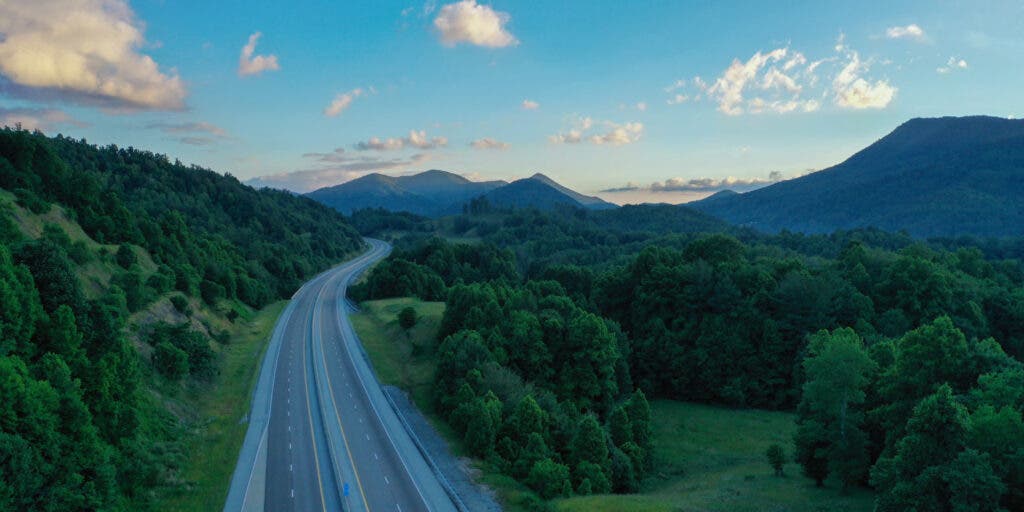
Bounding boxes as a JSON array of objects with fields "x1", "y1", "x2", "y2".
[
  {"x1": 635, "y1": 102, "x2": 647, "y2": 112},
  {"x1": 355, "y1": 130, "x2": 447, "y2": 151},
  {"x1": 666, "y1": 94, "x2": 689, "y2": 105},
  {"x1": 886, "y1": 24, "x2": 926, "y2": 41},
  {"x1": 0, "y1": 107, "x2": 84, "y2": 131},
  {"x1": 590, "y1": 122, "x2": 644, "y2": 146},
  {"x1": 433, "y1": 0, "x2": 518, "y2": 48},
  {"x1": 696, "y1": 48, "x2": 819, "y2": 115},
  {"x1": 470, "y1": 137, "x2": 509, "y2": 149},
  {"x1": 664, "y1": 79, "x2": 686, "y2": 92},
  {"x1": 521, "y1": 99, "x2": 539, "y2": 110},
  {"x1": 407, "y1": 129, "x2": 448, "y2": 149},
  {"x1": 355, "y1": 136, "x2": 406, "y2": 151},
  {"x1": 238, "y1": 32, "x2": 280, "y2": 77},
  {"x1": 323, "y1": 88, "x2": 364, "y2": 117},
  {"x1": 548, "y1": 116, "x2": 592, "y2": 144},
  {"x1": 832, "y1": 51, "x2": 896, "y2": 109},
  {"x1": 936, "y1": 56, "x2": 969, "y2": 74},
  {"x1": 0, "y1": 0, "x2": 186, "y2": 110},
  {"x1": 601, "y1": 171, "x2": 786, "y2": 194},
  {"x1": 550, "y1": 116, "x2": 641, "y2": 146}
]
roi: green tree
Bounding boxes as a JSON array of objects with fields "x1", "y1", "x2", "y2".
[
  {"x1": 398, "y1": 306, "x2": 417, "y2": 331},
  {"x1": 558, "y1": 312, "x2": 619, "y2": 414},
  {"x1": 766, "y1": 444, "x2": 785, "y2": 476},
  {"x1": 527, "y1": 458, "x2": 571, "y2": 499},
  {"x1": 794, "y1": 328, "x2": 875, "y2": 489},
  {"x1": 875, "y1": 316, "x2": 985, "y2": 449},
  {"x1": 153, "y1": 341, "x2": 189, "y2": 380},
  {"x1": 872, "y1": 385, "x2": 1004, "y2": 511},
  {"x1": 608, "y1": 405, "x2": 633, "y2": 447},
  {"x1": 115, "y1": 243, "x2": 136, "y2": 269}
]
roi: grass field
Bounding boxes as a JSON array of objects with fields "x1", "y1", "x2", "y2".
[
  {"x1": 350, "y1": 297, "x2": 445, "y2": 410},
  {"x1": 150, "y1": 300, "x2": 287, "y2": 511},
  {"x1": 556, "y1": 401, "x2": 875, "y2": 512}
]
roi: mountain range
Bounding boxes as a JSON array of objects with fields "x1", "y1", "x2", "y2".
[
  {"x1": 307, "y1": 170, "x2": 616, "y2": 216},
  {"x1": 691, "y1": 116, "x2": 1024, "y2": 238}
]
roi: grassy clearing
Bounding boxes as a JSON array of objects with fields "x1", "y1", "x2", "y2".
[
  {"x1": 556, "y1": 401, "x2": 874, "y2": 512},
  {"x1": 350, "y1": 297, "x2": 445, "y2": 410},
  {"x1": 150, "y1": 300, "x2": 287, "y2": 512}
]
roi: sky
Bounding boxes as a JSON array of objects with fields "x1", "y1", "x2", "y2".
[{"x1": 1, "y1": 0, "x2": 1022, "y2": 204}]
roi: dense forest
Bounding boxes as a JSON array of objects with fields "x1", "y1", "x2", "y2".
[
  {"x1": 0, "y1": 128, "x2": 363, "y2": 509},
  {"x1": 354, "y1": 206, "x2": 1024, "y2": 510}
]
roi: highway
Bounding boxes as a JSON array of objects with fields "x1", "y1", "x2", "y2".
[{"x1": 225, "y1": 239, "x2": 457, "y2": 512}]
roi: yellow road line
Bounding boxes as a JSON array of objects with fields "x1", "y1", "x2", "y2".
[
  {"x1": 317, "y1": 272, "x2": 373, "y2": 512},
  {"x1": 303, "y1": 298, "x2": 328, "y2": 512}
]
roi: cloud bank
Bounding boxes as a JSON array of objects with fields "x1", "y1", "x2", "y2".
[
  {"x1": 0, "y1": 0, "x2": 186, "y2": 110},
  {"x1": 0, "y1": 107, "x2": 85, "y2": 131},
  {"x1": 355, "y1": 130, "x2": 448, "y2": 151}
]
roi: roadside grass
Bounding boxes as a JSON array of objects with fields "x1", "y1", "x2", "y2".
[
  {"x1": 150, "y1": 300, "x2": 287, "y2": 512},
  {"x1": 350, "y1": 297, "x2": 444, "y2": 411},
  {"x1": 556, "y1": 401, "x2": 875, "y2": 512}
]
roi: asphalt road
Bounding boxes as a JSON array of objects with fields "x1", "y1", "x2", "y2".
[{"x1": 225, "y1": 239, "x2": 456, "y2": 512}]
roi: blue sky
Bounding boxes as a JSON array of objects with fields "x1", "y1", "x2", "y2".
[{"x1": 1, "y1": 0, "x2": 1022, "y2": 203}]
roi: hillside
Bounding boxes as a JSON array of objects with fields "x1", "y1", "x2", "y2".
[
  {"x1": 528, "y1": 173, "x2": 617, "y2": 210},
  {"x1": 307, "y1": 169, "x2": 506, "y2": 216},
  {"x1": 477, "y1": 176, "x2": 586, "y2": 211},
  {"x1": 307, "y1": 169, "x2": 617, "y2": 216},
  {"x1": 692, "y1": 116, "x2": 1024, "y2": 237},
  {"x1": 0, "y1": 127, "x2": 364, "y2": 509}
]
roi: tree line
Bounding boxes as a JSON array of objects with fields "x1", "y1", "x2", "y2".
[{"x1": 357, "y1": 216, "x2": 1024, "y2": 509}]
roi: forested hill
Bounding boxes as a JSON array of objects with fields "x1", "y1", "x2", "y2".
[
  {"x1": 0, "y1": 127, "x2": 362, "y2": 510},
  {"x1": 692, "y1": 116, "x2": 1024, "y2": 237},
  {"x1": 0, "y1": 128, "x2": 363, "y2": 304}
]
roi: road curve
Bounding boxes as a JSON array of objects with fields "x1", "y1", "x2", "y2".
[{"x1": 225, "y1": 239, "x2": 457, "y2": 512}]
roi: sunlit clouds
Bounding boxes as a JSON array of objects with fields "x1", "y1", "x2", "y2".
[
  {"x1": 0, "y1": 0, "x2": 186, "y2": 110},
  {"x1": 433, "y1": 0, "x2": 518, "y2": 48}
]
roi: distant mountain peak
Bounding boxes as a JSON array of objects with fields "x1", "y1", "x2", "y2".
[{"x1": 691, "y1": 115, "x2": 1024, "y2": 237}]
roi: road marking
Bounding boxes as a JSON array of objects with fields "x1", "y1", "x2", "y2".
[
  {"x1": 373, "y1": 452, "x2": 378, "y2": 460},
  {"x1": 289, "y1": 442, "x2": 292, "y2": 450},
  {"x1": 365, "y1": 434, "x2": 370, "y2": 441},
  {"x1": 313, "y1": 290, "x2": 372, "y2": 512},
  {"x1": 291, "y1": 489, "x2": 294, "y2": 499},
  {"x1": 290, "y1": 464, "x2": 293, "y2": 472},
  {"x1": 288, "y1": 426, "x2": 291, "y2": 432},
  {"x1": 302, "y1": 334, "x2": 328, "y2": 512},
  {"x1": 385, "y1": 476, "x2": 390, "y2": 485}
]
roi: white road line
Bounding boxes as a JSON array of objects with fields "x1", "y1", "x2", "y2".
[
  {"x1": 290, "y1": 464, "x2": 293, "y2": 472},
  {"x1": 289, "y1": 442, "x2": 292, "y2": 451},
  {"x1": 365, "y1": 434, "x2": 370, "y2": 441},
  {"x1": 290, "y1": 489, "x2": 294, "y2": 499},
  {"x1": 374, "y1": 453, "x2": 379, "y2": 460}
]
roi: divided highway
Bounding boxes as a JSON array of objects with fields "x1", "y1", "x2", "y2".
[{"x1": 225, "y1": 239, "x2": 457, "y2": 512}]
